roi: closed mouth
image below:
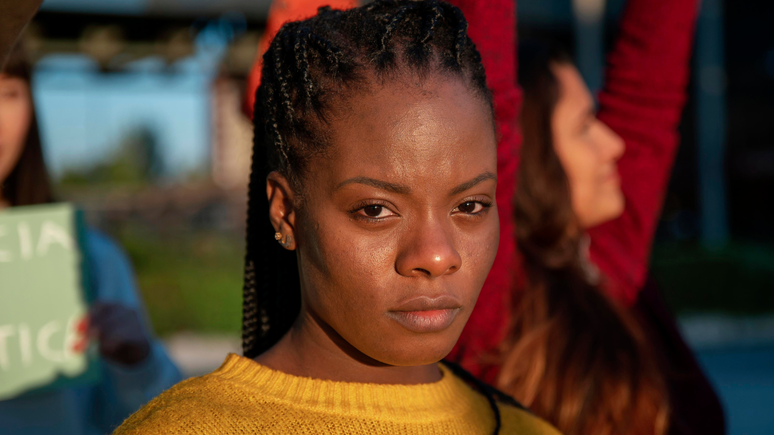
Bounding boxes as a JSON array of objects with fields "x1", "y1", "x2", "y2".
[{"x1": 387, "y1": 295, "x2": 462, "y2": 333}]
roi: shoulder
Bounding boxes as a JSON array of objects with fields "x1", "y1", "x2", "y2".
[
  {"x1": 83, "y1": 228, "x2": 129, "y2": 266},
  {"x1": 113, "y1": 373, "x2": 242, "y2": 434},
  {"x1": 498, "y1": 404, "x2": 562, "y2": 435}
]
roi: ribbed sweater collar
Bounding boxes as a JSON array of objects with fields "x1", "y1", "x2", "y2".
[{"x1": 212, "y1": 353, "x2": 476, "y2": 419}]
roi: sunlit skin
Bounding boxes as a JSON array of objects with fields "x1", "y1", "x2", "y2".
[
  {"x1": 551, "y1": 64, "x2": 626, "y2": 229},
  {"x1": 257, "y1": 75, "x2": 499, "y2": 385},
  {"x1": 0, "y1": 73, "x2": 32, "y2": 208}
]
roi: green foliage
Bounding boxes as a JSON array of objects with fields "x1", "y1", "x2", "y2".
[
  {"x1": 116, "y1": 227, "x2": 244, "y2": 336},
  {"x1": 651, "y1": 241, "x2": 774, "y2": 315}
]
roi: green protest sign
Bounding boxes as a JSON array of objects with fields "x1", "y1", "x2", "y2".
[{"x1": 0, "y1": 203, "x2": 97, "y2": 400}]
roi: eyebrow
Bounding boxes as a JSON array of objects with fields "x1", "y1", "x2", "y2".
[
  {"x1": 335, "y1": 177, "x2": 412, "y2": 194},
  {"x1": 449, "y1": 172, "x2": 497, "y2": 196},
  {"x1": 335, "y1": 171, "x2": 496, "y2": 196}
]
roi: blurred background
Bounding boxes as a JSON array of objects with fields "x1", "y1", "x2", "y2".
[{"x1": 19, "y1": 0, "x2": 773, "y2": 433}]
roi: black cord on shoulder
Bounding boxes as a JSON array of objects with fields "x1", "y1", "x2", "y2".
[{"x1": 440, "y1": 360, "x2": 530, "y2": 435}]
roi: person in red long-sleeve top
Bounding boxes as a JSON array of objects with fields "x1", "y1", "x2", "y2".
[{"x1": 448, "y1": 0, "x2": 724, "y2": 434}]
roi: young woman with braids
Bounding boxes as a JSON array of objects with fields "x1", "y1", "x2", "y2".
[
  {"x1": 114, "y1": 2, "x2": 559, "y2": 434},
  {"x1": 453, "y1": 0, "x2": 726, "y2": 434}
]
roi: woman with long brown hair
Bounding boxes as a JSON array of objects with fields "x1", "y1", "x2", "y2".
[
  {"x1": 500, "y1": 0, "x2": 726, "y2": 433},
  {"x1": 453, "y1": 0, "x2": 725, "y2": 433},
  {"x1": 502, "y1": 41, "x2": 669, "y2": 435}
]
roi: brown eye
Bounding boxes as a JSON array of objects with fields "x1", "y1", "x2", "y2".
[
  {"x1": 458, "y1": 201, "x2": 482, "y2": 214},
  {"x1": 363, "y1": 205, "x2": 384, "y2": 217}
]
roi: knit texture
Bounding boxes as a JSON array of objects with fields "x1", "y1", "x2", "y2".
[{"x1": 113, "y1": 354, "x2": 560, "y2": 434}]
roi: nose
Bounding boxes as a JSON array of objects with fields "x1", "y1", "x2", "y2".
[
  {"x1": 396, "y1": 218, "x2": 462, "y2": 279},
  {"x1": 597, "y1": 120, "x2": 625, "y2": 162}
]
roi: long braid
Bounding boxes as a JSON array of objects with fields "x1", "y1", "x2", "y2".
[{"x1": 242, "y1": 4, "x2": 501, "y2": 429}]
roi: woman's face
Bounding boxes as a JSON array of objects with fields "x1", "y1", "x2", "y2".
[
  {"x1": 551, "y1": 63, "x2": 625, "y2": 229},
  {"x1": 287, "y1": 77, "x2": 498, "y2": 367},
  {"x1": 0, "y1": 74, "x2": 32, "y2": 187}
]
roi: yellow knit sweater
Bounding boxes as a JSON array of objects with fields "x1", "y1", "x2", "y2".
[{"x1": 114, "y1": 354, "x2": 560, "y2": 435}]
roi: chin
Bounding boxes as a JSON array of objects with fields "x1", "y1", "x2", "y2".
[
  {"x1": 608, "y1": 192, "x2": 625, "y2": 221},
  {"x1": 369, "y1": 332, "x2": 460, "y2": 367},
  {"x1": 580, "y1": 196, "x2": 625, "y2": 229}
]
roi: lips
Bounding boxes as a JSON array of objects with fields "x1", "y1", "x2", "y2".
[{"x1": 387, "y1": 295, "x2": 462, "y2": 333}]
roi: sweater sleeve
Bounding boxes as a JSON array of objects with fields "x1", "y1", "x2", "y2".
[
  {"x1": 446, "y1": 0, "x2": 522, "y2": 383},
  {"x1": 588, "y1": 0, "x2": 700, "y2": 305},
  {"x1": 84, "y1": 230, "x2": 183, "y2": 431}
]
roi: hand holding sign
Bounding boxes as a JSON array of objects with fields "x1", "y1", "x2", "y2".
[
  {"x1": 0, "y1": 203, "x2": 97, "y2": 400},
  {"x1": 90, "y1": 303, "x2": 150, "y2": 366}
]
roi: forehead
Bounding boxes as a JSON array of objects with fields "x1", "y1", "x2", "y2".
[
  {"x1": 0, "y1": 74, "x2": 26, "y2": 85},
  {"x1": 310, "y1": 77, "x2": 496, "y2": 191},
  {"x1": 552, "y1": 63, "x2": 594, "y2": 116}
]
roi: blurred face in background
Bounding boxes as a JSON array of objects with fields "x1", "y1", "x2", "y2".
[
  {"x1": 0, "y1": 73, "x2": 32, "y2": 187},
  {"x1": 550, "y1": 63, "x2": 625, "y2": 229}
]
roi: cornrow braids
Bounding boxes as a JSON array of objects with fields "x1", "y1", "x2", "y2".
[{"x1": 242, "y1": 1, "x2": 499, "y2": 429}]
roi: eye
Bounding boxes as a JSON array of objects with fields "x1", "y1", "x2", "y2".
[
  {"x1": 0, "y1": 88, "x2": 18, "y2": 99},
  {"x1": 352, "y1": 202, "x2": 398, "y2": 220},
  {"x1": 363, "y1": 205, "x2": 387, "y2": 217},
  {"x1": 454, "y1": 199, "x2": 491, "y2": 215}
]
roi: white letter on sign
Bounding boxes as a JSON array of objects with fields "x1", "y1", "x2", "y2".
[
  {"x1": 18, "y1": 222, "x2": 34, "y2": 260},
  {"x1": 18, "y1": 324, "x2": 33, "y2": 367},
  {"x1": 37, "y1": 221, "x2": 73, "y2": 256},
  {"x1": 38, "y1": 321, "x2": 63, "y2": 362},
  {"x1": 0, "y1": 326, "x2": 15, "y2": 370}
]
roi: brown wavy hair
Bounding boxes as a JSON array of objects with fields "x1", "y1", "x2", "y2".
[
  {"x1": 497, "y1": 42, "x2": 669, "y2": 435},
  {"x1": 0, "y1": 41, "x2": 53, "y2": 206}
]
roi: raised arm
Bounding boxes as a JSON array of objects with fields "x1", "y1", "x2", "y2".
[
  {"x1": 445, "y1": 0, "x2": 522, "y2": 383},
  {"x1": 588, "y1": 0, "x2": 700, "y2": 305}
]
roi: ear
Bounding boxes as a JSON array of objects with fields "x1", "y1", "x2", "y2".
[{"x1": 266, "y1": 171, "x2": 298, "y2": 250}]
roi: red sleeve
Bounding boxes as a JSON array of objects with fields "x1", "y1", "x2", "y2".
[
  {"x1": 445, "y1": 0, "x2": 522, "y2": 384},
  {"x1": 589, "y1": 0, "x2": 700, "y2": 305}
]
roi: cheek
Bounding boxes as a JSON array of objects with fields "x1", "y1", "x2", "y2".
[
  {"x1": 297, "y1": 211, "x2": 397, "y2": 320},
  {"x1": 554, "y1": 139, "x2": 597, "y2": 205},
  {"x1": 0, "y1": 100, "x2": 33, "y2": 179},
  {"x1": 467, "y1": 218, "x2": 499, "y2": 280}
]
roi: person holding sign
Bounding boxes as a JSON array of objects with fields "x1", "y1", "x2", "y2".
[{"x1": 0, "y1": 42, "x2": 182, "y2": 435}]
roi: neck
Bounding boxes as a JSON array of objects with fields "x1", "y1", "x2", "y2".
[{"x1": 254, "y1": 309, "x2": 442, "y2": 385}]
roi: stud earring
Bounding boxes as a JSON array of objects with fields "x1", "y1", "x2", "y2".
[{"x1": 274, "y1": 232, "x2": 292, "y2": 248}]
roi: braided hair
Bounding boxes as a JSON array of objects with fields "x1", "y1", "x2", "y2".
[{"x1": 242, "y1": 1, "x2": 506, "y2": 432}]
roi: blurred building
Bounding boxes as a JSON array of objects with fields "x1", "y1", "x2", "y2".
[{"x1": 211, "y1": 76, "x2": 252, "y2": 190}]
